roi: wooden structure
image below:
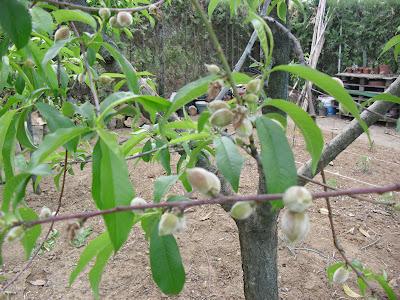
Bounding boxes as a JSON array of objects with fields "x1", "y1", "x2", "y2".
[{"x1": 335, "y1": 72, "x2": 399, "y2": 123}]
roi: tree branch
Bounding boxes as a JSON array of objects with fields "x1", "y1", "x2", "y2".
[
  {"x1": 190, "y1": 0, "x2": 240, "y2": 101},
  {"x1": 264, "y1": 16, "x2": 305, "y2": 65},
  {"x1": 321, "y1": 170, "x2": 378, "y2": 297},
  {"x1": 10, "y1": 183, "x2": 400, "y2": 229},
  {"x1": 298, "y1": 75, "x2": 400, "y2": 183},
  {"x1": 36, "y1": 0, "x2": 165, "y2": 13}
]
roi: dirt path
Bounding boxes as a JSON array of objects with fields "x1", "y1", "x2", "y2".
[{"x1": 0, "y1": 119, "x2": 399, "y2": 299}]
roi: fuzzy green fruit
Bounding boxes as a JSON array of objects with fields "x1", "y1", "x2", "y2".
[
  {"x1": 333, "y1": 266, "x2": 350, "y2": 284},
  {"x1": 205, "y1": 64, "x2": 220, "y2": 74},
  {"x1": 243, "y1": 93, "x2": 258, "y2": 103},
  {"x1": 283, "y1": 186, "x2": 313, "y2": 213},
  {"x1": 158, "y1": 213, "x2": 179, "y2": 236},
  {"x1": 208, "y1": 100, "x2": 229, "y2": 113},
  {"x1": 187, "y1": 167, "x2": 221, "y2": 197},
  {"x1": 280, "y1": 210, "x2": 310, "y2": 244},
  {"x1": 230, "y1": 201, "x2": 255, "y2": 220},
  {"x1": 130, "y1": 197, "x2": 147, "y2": 213},
  {"x1": 117, "y1": 12, "x2": 133, "y2": 27},
  {"x1": 210, "y1": 108, "x2": 234, "y2": 127},
  {"x1": 5, "y1": 226, "x2": 24, "y2": 242},
  {"x1": 109, "y1": 16, "x2": 120, "y2": 28},
  {"x1": 99, "y1": 8, "x2": 111, "y2": 19},
  {"x1": 39, "y1": 206, "x2": 52, "y2": 219},
  {"x1": 54, "y1": 26, "x2": 70, "y2": 42},
  {"x1": 236, "y1": 118, "x2": 253, "y2": 138},
  {"x1": 246, "y1": 79, "x2": 262, "y2": 94}
]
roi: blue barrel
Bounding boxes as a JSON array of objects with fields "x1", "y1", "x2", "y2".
[{"x1": 326, "y1": 106, "x2": 336, "y2": 115}]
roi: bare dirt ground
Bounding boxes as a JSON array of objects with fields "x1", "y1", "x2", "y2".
[{"x1": 0, "y1": 117, "x2": 399, "y2": 299}]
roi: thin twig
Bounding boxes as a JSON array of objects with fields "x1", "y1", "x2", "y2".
[
  {"x1": 321, "y1": 169, "x2": 377, "y2": 296},
  {"x1": 298, "y1": 174, "x2": 394, "y2": 206},
  {"x1": 10, "y1": 183, "x2": 400, "y2": 229},
  {"x1": 264, "y1": 16, "x2": 305, "y2": 65},
  {"x1": 69, "y1": 22, "x2": 101, "y2": 115},
  {"x1": 36, "y1": 0, "x2": 165, "y2": 13},
  {"x1": 1, "y1": 151, "x2": 69, "y2": 292},
  {"x1": 190, "y1": 0, "x2": 240, "y2": 101}
]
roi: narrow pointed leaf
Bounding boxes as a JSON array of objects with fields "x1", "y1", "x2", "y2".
[
  {"x1": 214, "y1": 137, "x2": 244, "y2": 192},
  {"x1": 264, "y1": 99, "x2": 323, "y2": 173},
  {"x1": 92, "y1": 135, "x2": 135, "y2": 251},
  {"x1": 69, "y1": 232, "x2": 110, "y2": 286},
  {"x1": 272, "y1": 64, "x2": 369, "y2": 135},
  {"x1": 256, "y1": 117, "x2": 297, "y2": 207},
  {"x1": 150, "y1": 222, "x2": 185, "y2": 295},
  {"x1": 18, "y1": 207, "x2": 41, "y2": 259}
]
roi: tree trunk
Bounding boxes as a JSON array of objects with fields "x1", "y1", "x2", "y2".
[
  {"x1": 238, "y1": 7, "x2": 290, "y2": 298},
  {"x1": 236, "y1": 201, "x2": 279, "y2": 299}
]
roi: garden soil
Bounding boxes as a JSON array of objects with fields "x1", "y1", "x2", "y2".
[{"x1": 0, "y1": 117, "x2": 399, "y2": 299}]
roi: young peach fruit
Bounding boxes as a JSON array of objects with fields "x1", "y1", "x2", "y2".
[
  {"x1": 230, "y1": 201, "x2": 255, "y2": 220},
  {"x1": 117, "y1": 12, "x2": 133, "y2": 27},
  {"x1": 280, "y1": 209, "x2": 310, "y2": 244},
  {"x1": 186, "y1": 167, "x2": 221, "y2": 197},
  {"x1": 283, "y1": 186, "x2": 313, "y2": 213},
  {"x1": 99, "y1": 8, "x2": 111, "y2": 19},
  {"x1": 54, "y1": 26, "x2": 70, "y2": 42},
  {"x1": 130, "y1": 197, "x2": 147, "y2": 213},
  {"x1": 205, "y1": 64, "x2": 220, "y2": 74},
  {"x1": 208, "y1": 100, "x2": 229, "y2": 113},
  {"x1": 236, "y1": 118, "x2": 253, "y2": 138},
  {"x1": 333, "y1": 266, "x2": 350, "y2": 284},
  {"x1": 158, "y1": 213, "x2": 179, "y2": 236},
  {"x1": 210, "y1": 108, "x2": 234, "y2": 127}
]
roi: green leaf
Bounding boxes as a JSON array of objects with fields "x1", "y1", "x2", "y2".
[
  {"x1": 166, "y1": 75, "x2": 217, "y2": 118},
  {"x1": 265, "y1": 99, "x2": 323, "y2": 174},
  {"x1": 52, "y1": 9, "x2": 97, "y2": 29},
  {"x1": 272, "y1": 64, "x2": 369, "y2": 136},
  {"x1": 208, "y1": 0, "x2": 221, "y2": 17},
  {"x1": 62, "y1": 102, "x2": 75, "y2": 118},
  {"x1": 214, "y1": 137, "x2": 244, "y2": 192},
  {"x1": 31, "y1": 6, "x2": 54, "y2": 34},
  {"x1": 2, "y1": 173, "x2": 31, "y2": 212},
  {"x1": 368, "y1": 93, "x2": 400, "y2": 104},
  {"x1": 101, "y1": 43, "x2": 139, "y2": 93},
  {"x1": 379, "y1": 34, "x2": 400, "y2": 58},
  {"x1": 2, "y1": 114, "x2": 18, "y2": 180},
  {"x1": 154, "y1": 175, "x2": 179, "y2": 203},
  {"x1": 371, "y1": 274, "x2": 397, "y2": 300},
  {"x1": 0, "y1": 0, "x2": 32, "y2": 49},
  {"x1": 42, "y1": 38, "x2": 72, "y2": 66},
  {"x1": 141, "y1": 139, "x2": 153, "y2": 162},
  {"x1": 150, "y1": 222, "x2": 185, "y2": 295},
  {"x1": 277, "y1": 0, "x2": 287, "y2": 22},
  {"x1": 89, "y1": 244, "x2": 113, "y2": 300},
  {"x1": 18, "y1": 207, "x2": 41, "y2": 259},
  {"x1": 197, "y1": 111, "x2": 210, "y2": 132},
  {"x1": 326, "y1": 262, "x2": 345, "y2": 282},
  {"x1": 121, "y1": 132, "x2": 148, "y2": 156},
  {"x1": 0, "y1": 110, "x2": 17, "y2": 166},
  {"x1": 92, "y1": 135, "x2": 135, "y2": 251},
  {"x1": 69, "y1": 232, "x2": 110, "y2": 285},
  {"x1": 30, "y1": 127, "x2": 89, "y2": 167},
  {"x1": 17, "y1": 108, "x2": 37, "y2": 150},
  {"x1": 357, "y1": 277, "x2": 367, "y2": 296},
  {"x1": 36, "y1": 102, "x2": 78, "y2": 152},
  {"x1": 256, "y1": 117, "x2": 297, "y2": 207}
]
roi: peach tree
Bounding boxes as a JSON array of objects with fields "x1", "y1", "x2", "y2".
[{"x1": 0, "y1": 0, "x2": 399, "y2": 299}]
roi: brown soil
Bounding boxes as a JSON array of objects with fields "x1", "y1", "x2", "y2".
[{"x1": 0, "y1": 117, "x2": 399, "y2": 299}]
